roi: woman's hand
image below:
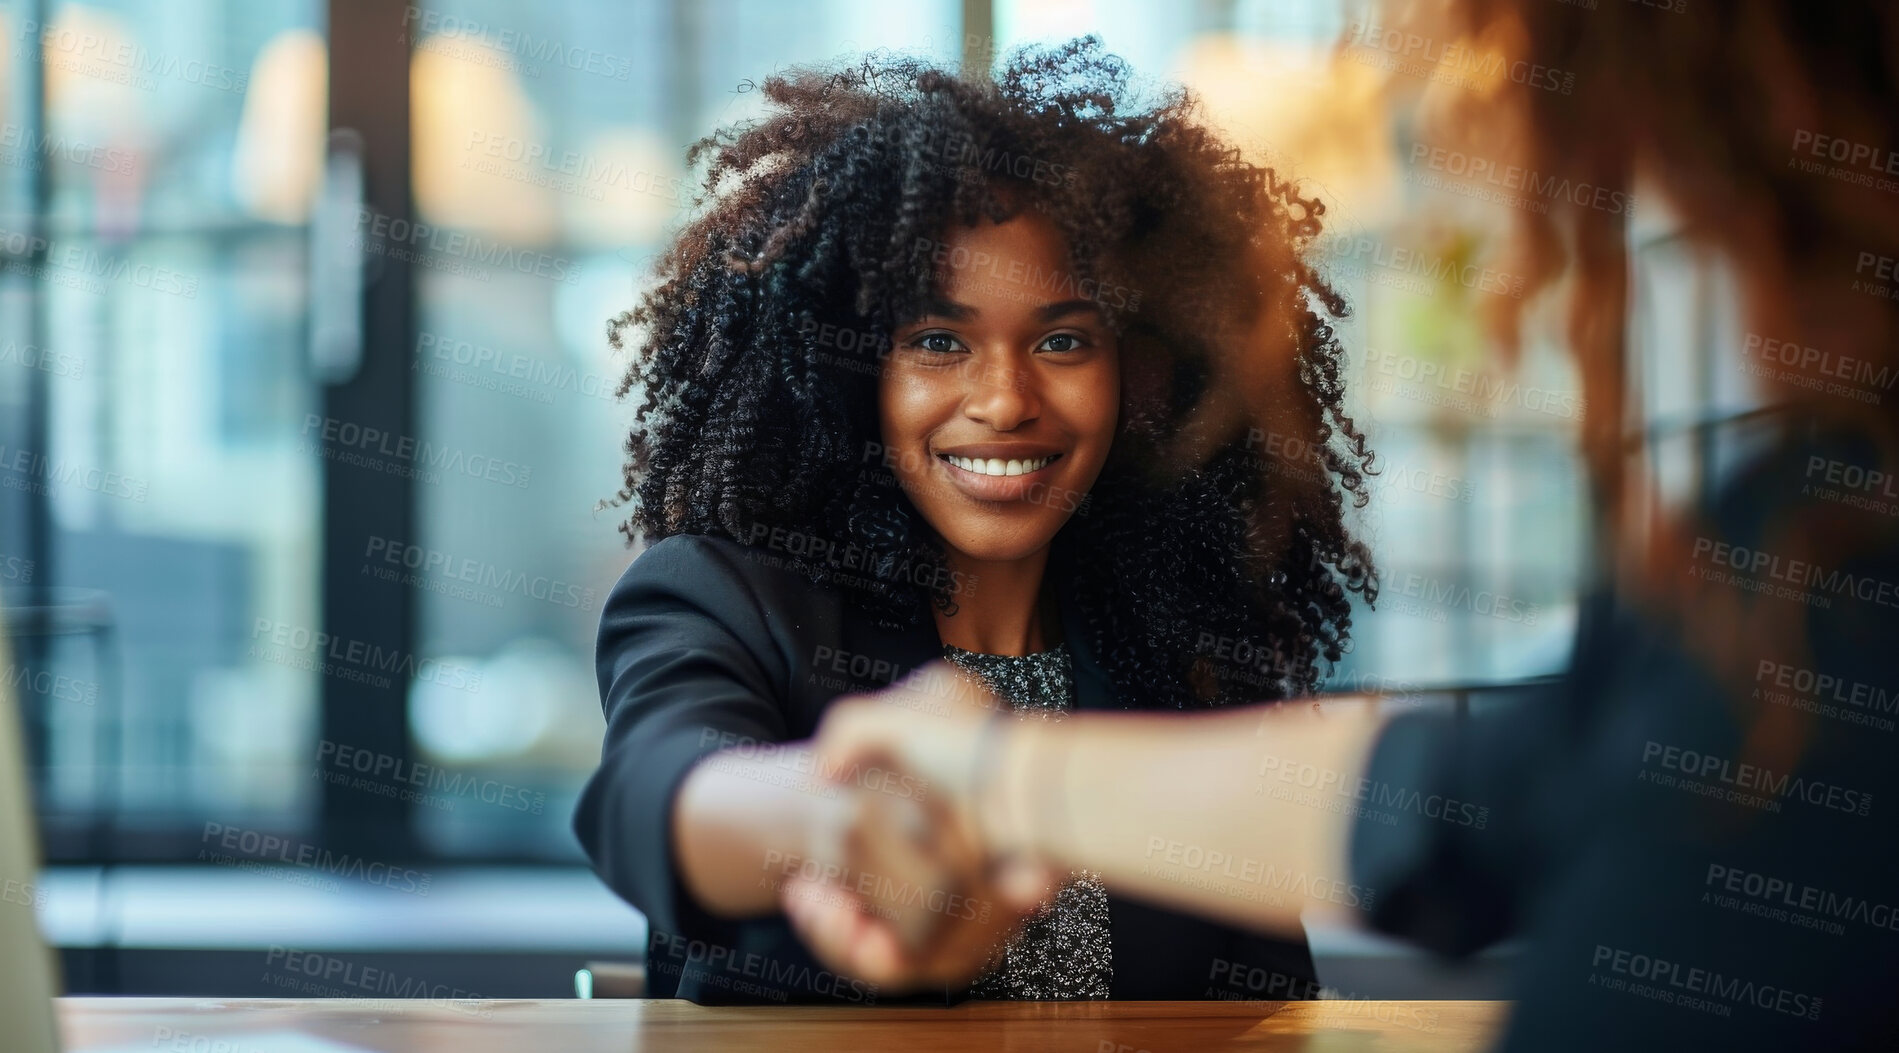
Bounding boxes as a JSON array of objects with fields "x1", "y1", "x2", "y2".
[
  {"x1": 780, "y1": 660, "x2": 1059, "y2": 991},
  {"x1": 778, "y1": 780, "x2": 1040, "y2": 990}
]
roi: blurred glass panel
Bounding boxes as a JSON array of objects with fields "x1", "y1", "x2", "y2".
[
  {"x1": 1317, "y1": 66, "x2": 1589, "y2": 691},
  {"x1": 0, "y1": 276, "x2": 33, "y2": 592},
  {"x1": 30, "y1": 0, "x2": 323, "y2": 231},
  {"x1": 38, "y1": 231, "x2": 322, "y2": 829},
  {"x1": 995, "y1": 0, "x2": 1199, "y2": 80},
  {"x1": 1341, "y1": 417, "x2": 1584, "y2": 688},
  {"x1": 6, "y1": 0, "x2": 328, "y2": 857},
  {"x1": 0, "y1": 1, "x2": 33, "y2": 225}
]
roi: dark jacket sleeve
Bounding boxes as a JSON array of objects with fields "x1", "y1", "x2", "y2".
[
  {"x1": 1347, "y1": 702, "x2": 1542, "y2": 957},
  {"x1": 1345, "y1": 591, "x2": 1710, "y2": 958},
  {"x1": 1345, "y1": 599, "x2": 1616, "y2": 957},
  {"x1": 571, "y1": 534, "x2": 793, "y2": 958}
]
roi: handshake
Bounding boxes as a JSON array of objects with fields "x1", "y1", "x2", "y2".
[{"x1": 774, "y1": 659, "x2": 1067, "y2": 991}]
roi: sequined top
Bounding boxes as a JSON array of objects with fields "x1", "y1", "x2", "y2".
[{"x1": 940, "y1": 642, "x2": 1112, "y2": 1000}]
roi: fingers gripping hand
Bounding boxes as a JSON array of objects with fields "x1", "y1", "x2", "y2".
[
  {"x1": 781, "y1": 780, "x2": 1053, "y2": 991},
  {"x1": 783, "y1": 661, "x2": 1058, "y2": 991}
]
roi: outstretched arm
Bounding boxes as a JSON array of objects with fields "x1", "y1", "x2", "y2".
[
  {"x1": 791, "y1": 664, "x2": 1389, "y2": 978},
  {"x1": 576, "y1": 539, "x2": 1024, "y2": 982}
]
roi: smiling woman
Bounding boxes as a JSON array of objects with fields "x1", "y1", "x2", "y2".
[
  {"x1": 573, "y1": 37, "x2": 1379, "y2": 1006},
  {"x1": 879, "y1": 212, "x2": 1123, "y2": 655}
]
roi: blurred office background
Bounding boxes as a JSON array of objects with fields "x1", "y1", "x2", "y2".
[{"x1": 0, "y1": 0, "x2": 1765, "y2": 999}]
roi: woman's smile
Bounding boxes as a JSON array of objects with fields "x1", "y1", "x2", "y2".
[
  {"x1": 934, "y1": 449, "x2": 1067, "y2": 502},
  {"x1": 940, "y1": 452, "x2": 1061, "y2": 477}
]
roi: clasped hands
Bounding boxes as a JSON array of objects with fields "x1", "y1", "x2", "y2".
[{"x1": 776, "y1": 660, "x2": 1063, "y2": 991}]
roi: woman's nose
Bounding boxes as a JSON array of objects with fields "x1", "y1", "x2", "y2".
[{"x1": 958, "y1": 353, "x2": 1042, "y2": 430}]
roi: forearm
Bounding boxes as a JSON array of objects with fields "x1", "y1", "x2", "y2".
[
  {"x1": 996, "y1": 702, "x2": 1388, "y2": 935},
  {"x1": 672, "y1": 744, "x2": 840, "y2": 918}
]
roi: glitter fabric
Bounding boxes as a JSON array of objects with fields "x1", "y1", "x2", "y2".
[{"x1": 941, "y1": 642, "x2": 1112, "y2": 1000}]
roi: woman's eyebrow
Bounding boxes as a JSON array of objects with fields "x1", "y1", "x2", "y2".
[
  {"x1": 920, "y1": 297, "x2": 976, "y2": 321},
  {"x1": 1034, "y1": 298, "x2": 1100, "y2": 323}
]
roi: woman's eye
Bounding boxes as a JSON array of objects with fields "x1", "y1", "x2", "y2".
[
  {"x1": 913, "y1": 333, "x2": 963, "y2": 354},
  {"x1": 1040, "y1": 333, "x2": 1086, "y2": 353}
]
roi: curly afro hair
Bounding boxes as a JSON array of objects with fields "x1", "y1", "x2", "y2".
[{"x1": 607, "y1": 36, "x2": 1378, "y2": 707}]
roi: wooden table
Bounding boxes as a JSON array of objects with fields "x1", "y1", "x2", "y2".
[{"x1": 63, "y1": 998, "x2": 1506, "y2": 1051}]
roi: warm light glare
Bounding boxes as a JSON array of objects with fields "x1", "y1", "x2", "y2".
[
  {"x1": 1177, "y1": 35, "x2": 1400, "y2": 231},
  {"x1": 411, "y1": 40, "x2": 557, "y2": 244},
  {"x1": 39, "y1": 5, "x2": 144, "y2": 133},
  {"x1": 561, "y1": 128, "x2": 682, "y2": 246},
  {"x1": 232, "y1": 29, "x2": 328, "y2": 224}
]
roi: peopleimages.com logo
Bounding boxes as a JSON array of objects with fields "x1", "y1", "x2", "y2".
[
  {"x1": 198, "y1": 823, "x2": 432, "y2": 895},
  {"x1": 1639, "y1": 740, "x2": 1873, "y2": 817}
]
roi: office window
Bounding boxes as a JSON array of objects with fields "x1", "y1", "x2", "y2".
[{"x1": 3, "y1": 0, "x2": 329, "y2": 857}]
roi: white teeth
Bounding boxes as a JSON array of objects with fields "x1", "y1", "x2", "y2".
[{"x1": 945, "y1": 454, "x2": 1055, "y2": 477}]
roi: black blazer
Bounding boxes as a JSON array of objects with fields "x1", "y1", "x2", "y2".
[{"x1": 573, "y1": 532, "x2": 1319, "y2": 1004}]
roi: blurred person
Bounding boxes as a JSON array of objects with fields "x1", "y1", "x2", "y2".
[
  {"x1": 572, "y1": 38, "x2": 1383, "y2": 1004},
  {"x1": 798, "y1": 1, "x2": 1899, "y2": 1048}
]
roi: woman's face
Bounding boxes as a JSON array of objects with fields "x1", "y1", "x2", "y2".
[{"x1": 877, "y1": 212, "x2": 1121, "y2": 564}]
